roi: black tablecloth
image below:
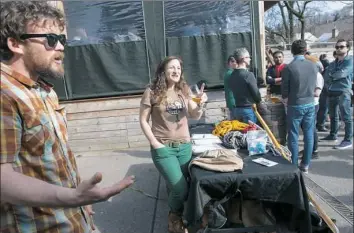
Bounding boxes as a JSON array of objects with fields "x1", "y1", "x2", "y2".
[{"x1": 185, "y1": 151, "x2": 312, "y2": 232}]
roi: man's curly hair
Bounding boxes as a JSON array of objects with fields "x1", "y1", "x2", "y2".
[
  {"x1": 0, "y1": 1, "x2": 65, "y2": 61},
  {"x1": 150, "y1": 56, "x2": 189, "y2": 104}
]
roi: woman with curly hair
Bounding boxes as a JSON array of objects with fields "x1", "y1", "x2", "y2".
[{"x1": 139, "y1": 56, "x2": 207, "y2": 233}]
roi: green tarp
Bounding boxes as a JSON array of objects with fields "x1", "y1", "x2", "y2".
[
  {"x1": 58, "y1": 32, "x2": 253, "y2": 100},
  {"x1": 63, "y1": 41, "x2": 149, "y2": 100},
  {"x1": 53, "y1": 1, "x2": 257, "y2": 101},
  {"x1": 166, "y1": 33, "x2": 252, "y2": 87}
]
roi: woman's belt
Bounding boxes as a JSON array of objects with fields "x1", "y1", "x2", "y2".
[{"x1": 162, "y1": 139, "x2": 190, "y2": 148}]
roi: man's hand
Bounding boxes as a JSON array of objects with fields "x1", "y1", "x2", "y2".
[
  {"x1": 74, "y1": 173, "x2": 135, "y2": 206},
  {"x1": 281, "y1": 98, "x2": 288, "y2": 107},
  {"x1": 275, "y1": 77, "x2": 282, "y2": 85},
  {"x1": 0, "y1": 163, "x2": 135, "y2": 208}
]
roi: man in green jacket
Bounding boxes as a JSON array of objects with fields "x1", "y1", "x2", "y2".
[{"x1": 224, "y1": 55, "x2": 238, "y2": 119}]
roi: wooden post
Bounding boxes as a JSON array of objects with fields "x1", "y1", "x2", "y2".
[
  {"x1": 258, "y1": 1, "x2": 266, "y2": 83},
  {"x1": 251, "y1": 1, "x2": 267, "y2": 97}
]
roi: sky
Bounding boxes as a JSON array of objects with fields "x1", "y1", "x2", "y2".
[{"x1": 324, "y1": 1, "x2": 351, "y2": 12}]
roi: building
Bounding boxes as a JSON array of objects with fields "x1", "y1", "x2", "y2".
[{"x1": 47, "y1": 1, "x2": 270, "y2": 152}]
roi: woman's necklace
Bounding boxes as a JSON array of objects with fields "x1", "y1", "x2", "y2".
[{"x1": 166, "y1": 90, "x2": 185, "y2": 122}]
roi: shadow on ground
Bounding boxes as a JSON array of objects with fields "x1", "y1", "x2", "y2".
[
  {"x1": 113, "y1": 149, "x2": 151, "y2": 158},
  {"x1": 92, "y1": 162, "x2": 160, "y2": 233}
]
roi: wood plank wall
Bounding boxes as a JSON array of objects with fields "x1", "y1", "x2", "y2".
[{"x1": 61, "y1": 90, "x2": 230, "y2": 156}]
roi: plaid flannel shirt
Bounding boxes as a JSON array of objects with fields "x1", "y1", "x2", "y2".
[{"x1": 0, "y1": 63, "x2": 92, "y2": 233}]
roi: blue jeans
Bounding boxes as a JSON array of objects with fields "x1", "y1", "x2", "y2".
[
  {"x1": 328, "y1": 92, "x2": 353, "y2": 142},
  {"x1": 287, "y1": 104, "x2": 315, "y2": 167},
  {"x1": 232, "y1": 107, "x2": 257, "y2": 124},
  {"x1": 316, "y1": 88, "x2": 328, "y2": 128},
  {"x1": 229, "y1": 107, "x2": 236, "y2": 120}
]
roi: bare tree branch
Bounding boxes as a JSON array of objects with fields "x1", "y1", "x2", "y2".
[
  {"x1": 284, "y1": 1, "x2": 304, "y2": 19},
  {"x1": 301, "y1": 1, "x2": 312, "y2": 15},
  {"x1": 278, "y1": 2, "x2": 289, "y2": 38},
  {"x1": 296, "y1": 1, "x2": 301, "y2": 12},
  {"x1": 265, "y1": 27, "x2": 287, "y2": 42},
  {"x1": 284, "y1": 0, "x2": 312, "y2": 18}
]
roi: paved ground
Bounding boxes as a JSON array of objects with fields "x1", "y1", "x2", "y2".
[{"x1": 76, "y1": 125, "x2": 353, "y2": 233}]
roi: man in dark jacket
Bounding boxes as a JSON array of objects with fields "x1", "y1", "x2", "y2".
[
  {"x1": 228, "y1": 48, "x2": 261, "y2": 123},
  {"x1": 282, "y1": 40, "x2": 317, "y2": 173},
  {"x1": 321, "y1": 39, "x2": 353, "y2": 150},
  {"x1": 223, "y1": 55, "x2": 238, "y2": 119},
  {"x1": 266, "y1": 51, "x2": 286, "y2": 95},
  {"x1": 317, "y1": 54, "x2": 331, "y2": 131}
]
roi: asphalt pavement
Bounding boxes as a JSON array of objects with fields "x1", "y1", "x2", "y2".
[{"x1": 76, "y1": 124, "x2": 353, "y2": 233}]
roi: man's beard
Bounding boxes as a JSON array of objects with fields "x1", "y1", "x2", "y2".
[
  {"x1": 35, "y1": 65, "x2": 64, "y2": 81},
  {"x1": 24, "y1": 50, "x2": 65, "y2": 81},
  {"x1": 336, "y1": 51, "x2": 346, "y2": 56}
]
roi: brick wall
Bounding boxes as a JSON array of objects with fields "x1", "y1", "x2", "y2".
[{"x1": 61, "y1": 90, "x2": 231, "y2": 156}]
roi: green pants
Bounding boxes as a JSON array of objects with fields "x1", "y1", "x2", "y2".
[{"x1": 151, "y1": 143, "x2": 192, "y2": 213}]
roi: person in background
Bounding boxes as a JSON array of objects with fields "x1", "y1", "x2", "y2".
[
  {"x1": 0, "y1": 2, "x2": 134, "y2": 232},
  {"x1": 265, "y1": 47, "x2": 274, "y2": 69},
  {"x1": 300, "y1": 56, "x2": 325, "y2": 159},
  {"x1": 317, "y1": 54, "x2": 331, "y2": 131},
  {"x1": 223, "y1": 55, "x2": 238, "y2": 119},
  {"x1": 305, "y1": 51, "x2": 324, "y2": 73},
  {"x1": 139, "y1": 56, "x2": 207, "y2": 233},
  {"x1": 319, "y1": 54, "x2": 330, "y2": 71},
  {"x1": 282, "y1": 40, "x2": 317, "y2": 173},
  {"x1": 321, "y1": 39, "x2": 353, "y2": 149},
  {"x1": 266, "y1": 50, "x2": 286, "y2": 95},
  {"x1": 228, "y1": 48, "x2": 261, "y2": 123}
]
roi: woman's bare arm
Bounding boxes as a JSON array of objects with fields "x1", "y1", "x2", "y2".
[{"x1": 139, "y1": 105, "x2": 164, "y2": 149}]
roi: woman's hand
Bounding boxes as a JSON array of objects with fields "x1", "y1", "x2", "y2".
[
  {"x1": 199, "y1": 93, "x2": 208, "y2": 104},
  {"x1": 197, "y1": 83, "x2": 208, "y2": 106},
  {"x1": 151, "y1": 141, "x2": 165, "y2": 149}
]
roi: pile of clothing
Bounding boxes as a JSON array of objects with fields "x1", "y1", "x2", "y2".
[{"x1": 190, "y1": 134, "x2": 243, "y2": 173}]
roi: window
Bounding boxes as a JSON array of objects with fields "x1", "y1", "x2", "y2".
[
  {"x1": 164, "y1": 1, "x2": 251, "y2": 37},
  {"x1": 63, "y1": 1, "x2": 145, "y2": 45}
]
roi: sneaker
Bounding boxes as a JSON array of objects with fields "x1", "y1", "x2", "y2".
[
  {"x1": 299, "y1": 165, "x2": 309, "y2": 174},
  {"x1": 317, "y1": 126, "x2": 328, "y2": 132},
  {"x1": 168, "y1": 212, "x2": 188, "y2": 233},
  {"x1": 298, "y1": 150, "x2": 304, "y2": 159},
  {"x1": 320, "y1": 135, "x2": 337, "y2": 141},
  {"x1": 312, "y1": 151, "x2": 319, "y2": 159},
  {"x1": 298, "y1": 150, "x2": 319, "y2": 160},
  {"x1": 334, "y1": 140, "x2": 353, "y2": 150}
]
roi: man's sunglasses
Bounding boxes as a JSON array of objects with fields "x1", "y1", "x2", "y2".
[
  {"x1": 335, "y1": 45, "x2": 347, "y2": 50},
  {"x1": 20, "y1": 33, "x2": 66, "y2": 48}
]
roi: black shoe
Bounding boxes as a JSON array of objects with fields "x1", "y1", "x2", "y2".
[
  {"x1": 299, "y1": 150, "x2": 319, "y2": 160},
  {"x1": 312, "y1": 151, "x2": 319, "y2": 159},
  {"x1": 317, "y1": 126, "x2": 328, "y2": 132},
  {"x1": 298, "y1": 150, "x2": 304, "y2": 159},
  {"x1": 320, "y1": 135, "x2": 337, "y2": 141},
  {"x1": 299, "y1": 165, "x2": 309, "y2": 174}
]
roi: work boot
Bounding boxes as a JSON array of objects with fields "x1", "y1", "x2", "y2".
[{"x1": 168, "y1": 212, "x2": 188, "y2": 233}]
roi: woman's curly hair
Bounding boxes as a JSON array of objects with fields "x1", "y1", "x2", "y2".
[
  {"x1": 0, "y1": 1, "x2": 65, "y2": 61},
  {"x1": 150, "y1": 56, "x2": 189, "y2": 104}
]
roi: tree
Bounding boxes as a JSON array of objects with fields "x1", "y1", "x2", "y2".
[
  {"x1": 284, "y1": 1, "x2": 312, "y2": 40},
  {"x1": 265, "y1": 1, "x2": 294, "y2": 44},
  {"x1": 265, "y1": 1, "x2": 331, "y2": 44}
]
